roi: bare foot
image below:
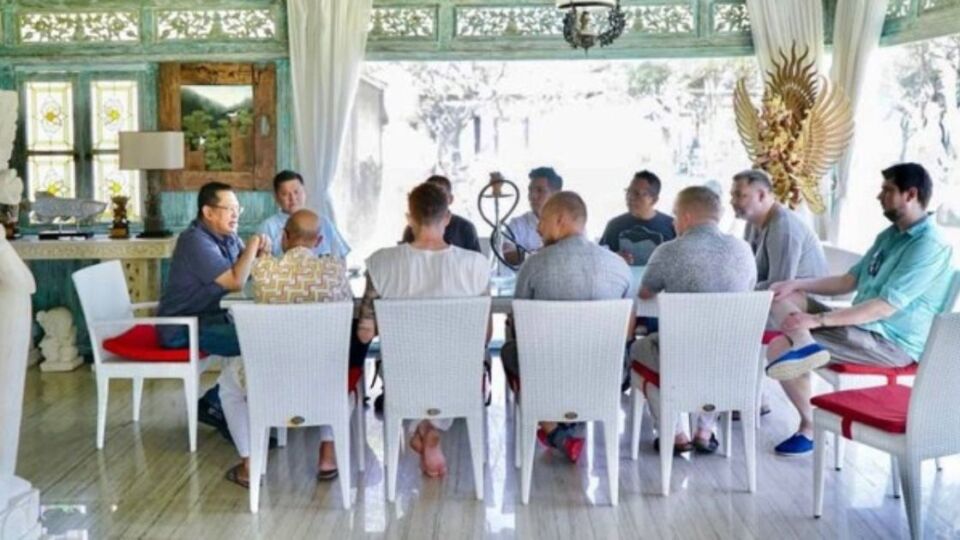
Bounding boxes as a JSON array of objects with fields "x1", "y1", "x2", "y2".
[
  {"x1": 419, "y1": 424, "x2": 447, "y2": 477},
  {"x1": 317, "y1": 441, "x2": 337, "y2": 473}
]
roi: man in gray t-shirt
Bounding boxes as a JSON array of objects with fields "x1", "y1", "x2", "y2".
[
  {"x1": 630, "y1": 186, "x2": 757, "y2": 454},
  {"x1": 730, "y1": 169, "x2": 828, "y2": 290},
  {"x1": 501, "y1": 191, "x2": 632, "y2": 463}
]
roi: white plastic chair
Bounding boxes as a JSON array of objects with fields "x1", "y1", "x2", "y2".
[
  {"x1": 73, "y1": 261, "x2": 211, "y2": 452},
  {"x1": 230, "y1": 302, "x2": 361, "y2": 512},
  {"x1": 814, "y1": 313, "x2": 960, "y2": 540},
  {"x1": 512, "y1": 299, "x2": 633, "y2": 506},
  {"x1": 630, "y1": 292, "x2": 772, "y2": 496},
  {"x1": 375, "y1": 297, "x2": 491, "y2": 502},
  {"x1": 815, "y1": 270, "x2": 960, "y2": 477}
]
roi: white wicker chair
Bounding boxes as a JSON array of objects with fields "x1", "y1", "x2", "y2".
[
  {"x1": 374, "y1": 297, "x2": 491, "y2": 503},
  {"x1": 230, "y1": 302, "x2": 361, "y2": 512},
  {"x1": 511, "y1": 299, "x2": 633, "y2": 506},
  {"x1": 813, "y1": 313, "x2": 960, "y2": 540},
  {"x1": 73, "y1": 261, "x2": 212, "y2": 452},
  {"x1": 815, "y1": 270, "x2": 960, "y2": 479},
  {"x1": 822, "y1": 244, "x2": 863, "y2": 304},
  {"x1": 630, "y1": 292, "x2": 772, "y2": 496}
]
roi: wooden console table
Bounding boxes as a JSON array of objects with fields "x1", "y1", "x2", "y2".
[{"x1": 11, "y1": 236, "x2": 177, "y2": 302}]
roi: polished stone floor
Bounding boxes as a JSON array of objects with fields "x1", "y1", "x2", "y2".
[{"x1": 18, "y1": 361, "x2": 960, "y2": 539}]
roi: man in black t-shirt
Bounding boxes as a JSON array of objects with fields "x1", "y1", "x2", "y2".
[
  {"x1": 401, "y1": 175, "x2": 482, "y2": 253},
  {"x1": 600, "y1": 170, "x2": 676, "y2": 266}
]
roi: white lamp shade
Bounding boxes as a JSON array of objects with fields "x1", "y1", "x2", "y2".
[
  {"x1": 557, "y1": 0, "x2": 616, "y2": 8},
  {"x1": 119, "y1": 131, "x2": 184, "y2": 170}
]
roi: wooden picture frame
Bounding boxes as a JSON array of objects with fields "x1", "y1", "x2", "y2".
[{"x1": 158, "y1": 62, "x2": 276, "y2": 190}]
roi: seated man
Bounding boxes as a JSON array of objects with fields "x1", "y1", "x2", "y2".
[
  {"x1": 500, "y1": 191, "x2": 633, "y2": 462},
  {"x1": 502, "y1": 166, "x2": 563, "y2": 266},
  {"x1": 259, "y1": 170, "x2": 350, "y2": 259},
  {"x1": 731, "y1": 169, "x2": 828, "y2": 290},
  {"x1": 600, "y1": 170, "x2": 675, "y2": 266},
  {"x1": 764, "y1": 163, "x2": 954, "y2": 455},
  {"x1": 357, "y1": 182, "x2": 490, "y2": 478},
  {"x1": 158, "y1": 182, "x2": 270, "y2": 433},
  {"x1": 630, "y1": 186, "x2": 756, "y2": 454},
  {"x1": 402, "y1": 175, "x2": 481, "y2": 252},
  {"x1": 222, "y1": 210, "x2": 354, "y2": 488}
]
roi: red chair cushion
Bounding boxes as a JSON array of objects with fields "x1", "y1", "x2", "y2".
[
  {"x1": 827, "y1": 362, "x2": 918, "y2": 385},
  {"x1": 762, "y1": 331, "x2": 783, "y2": 345},
  {"x1": 348, "y1": 367, "x2": 363, "y2": 393},
  {"x1": 810, "y1": 384, "x2": 911, "y2": 439},
  {"x1": 631, "y1": 361, "x2": 660, "y2": 388},
  {"x1": 102, "y1": 325, "x2": 206, "y2": 363}
]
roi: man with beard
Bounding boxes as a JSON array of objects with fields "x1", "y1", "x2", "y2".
[{"x1": 763, "y1": 163, "x2": 954, "y2": 456}]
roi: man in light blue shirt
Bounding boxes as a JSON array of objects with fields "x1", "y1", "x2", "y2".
[
  {"x1": 764, "y1": 163, "x2": 954, "y2": 456},
  {"x1": 258, "y1": 170, "x2": 350, "y2": 260}
]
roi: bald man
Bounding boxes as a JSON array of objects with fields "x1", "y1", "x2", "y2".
[
  {"x1": 500, "y1": 191, "x2": 633, "y2": 463},
  {"x1": 222, "y1": 209, "x2": 355, "y2": 490},
  {"x1": 630, "y1": 186, "x2": 756, "y2": 455}
]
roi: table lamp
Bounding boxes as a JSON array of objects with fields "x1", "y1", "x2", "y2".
[{"x1": 119, "y1": 131, "x2": 184, "y2": 238}]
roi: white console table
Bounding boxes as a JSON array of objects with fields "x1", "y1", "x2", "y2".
[{"x1": 11, "y1": 235, "x2": 177, "y2": 303}]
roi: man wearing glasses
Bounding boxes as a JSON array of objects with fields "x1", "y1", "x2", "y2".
[
  {"x1": 157, "y1": 181, "x2": 271, "y2": 437},
  {"x1": 600, "y1": 170, "x2": 676, "y2": 266}
]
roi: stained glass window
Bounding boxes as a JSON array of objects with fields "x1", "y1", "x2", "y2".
[
  {"x1": 26, "y1": 81, "x2": 74, "y2": 152},
  {"x1": 27, "y1": 155, "x2": 76, "y2": 199},
  {"x1": 91, "y1": 80, "x2": 140, "y2": 219}
]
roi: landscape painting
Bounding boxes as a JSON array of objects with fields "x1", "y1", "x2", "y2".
[{"x1": 180, "y1": 85, "x2": 254, "y2": 172}]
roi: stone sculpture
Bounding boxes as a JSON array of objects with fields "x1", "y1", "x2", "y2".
[{"x1": 36, "y1": 307, "x2": 83, "y2": 373}]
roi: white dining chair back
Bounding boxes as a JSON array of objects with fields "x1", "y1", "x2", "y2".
[{"x1": 823, "y1": 245, "x2": 862, "y2": 302}]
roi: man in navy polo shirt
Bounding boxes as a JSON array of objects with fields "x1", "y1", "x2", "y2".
[{"x1": 158, "y1": 181, "x2": 270, "y2": 434}]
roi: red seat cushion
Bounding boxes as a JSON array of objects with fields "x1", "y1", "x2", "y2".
[
  {"x1": 102, "y1": 325, "x2": 206, "y2": 363},
  {"x1": 348, "y1": 367, "x2": 363, "y2": 393},
  {"x1": 762, "y1": 331, "x2": 783, "y2": 345},
  {"x1": 827, "y1": 362, "x2": 918, "y2": 385},
  {"x1": 631, "y1": 361, "x2": 660, "y2": 388},
  {"x1": 810, "y1": 384, "x2": 911, "y2": 439}
]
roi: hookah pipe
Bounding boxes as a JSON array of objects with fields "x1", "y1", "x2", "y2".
[{"x1": 477, "y1": 172, "x2": 526, "y2": 271}]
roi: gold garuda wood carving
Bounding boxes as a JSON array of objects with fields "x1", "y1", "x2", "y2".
[{"x1": 734, "y1": 45, "x2": 854, "y2": 213}]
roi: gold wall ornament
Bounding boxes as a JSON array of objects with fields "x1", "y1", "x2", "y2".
[{"x1": 733, "y1": 45, "x2": 854, "y2": 214}]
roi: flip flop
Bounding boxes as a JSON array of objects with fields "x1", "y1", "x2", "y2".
[
  {"x1": 224, "y1": 463, "x2": 249, "y2": 489},
  {"x1": 316, "y1": 468, "x2": 339, "y2": 481},
  {"x1": 653, "y1": 437, "x2": 694, "y2": 455},
  {"x1": 693, "y1": 434, "x2": 720, "y2": 454}
]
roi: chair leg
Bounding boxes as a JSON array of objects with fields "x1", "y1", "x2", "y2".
[
  {"x1": 722, "y1": 411, "x2": 733, "y2": 459},
  {"x1": 630, "y1": 388, "x2": 643, "y2": 461},
  {"x1": 813, "y1": 425, "x2": 826, "y2": 518},
  {"x1": 742, "y1": 409, "x2": 757, "y2": 493},
  {"x1": 513, "y1": 402, "x2": 522, "y2": 469},
  {"x1": 275, "y1": 427, "x2": 288, "y2": 448},
  {"x1": 132, "y1": 377, "x2": 143, "y2": 423},
  {"x1": 834, "y1": 433, "x2": 844, "y2": 471},
  {"x1": 331, "y1": 419, "x2": 352, "y2": 510},
  {"x1": 659, "y1": 407, "x2": 675, "y2": 496},
  {"x1": 898, "y1": 457, "x2": 923, "y2": 540},
  {"x1": 603, "y1": 419, "x2": 620, "y2": 506},
  {"x1": 249, "y1": 426, "x2": 268, "y2": 514},
  {"x1": 520, "y1": 417, "x2": 538, "y2": 505},
  {"x1": 385, "y1": 416, "x2": 402, "y2": 502},
  {"x1": 891, "y1": 455, "x2": 902, "y2": 499},
  {"x1": 465, "y1": 413, "x2": 485, "y2": 501},
  {"x1": 935, "y1": 457, "x2": 943, "y2": 472},
  {"x1": 352, "y1": 395, "x2": 365, "y2": 473},
  {"x1": 96, "y1": 375, "x2": 110, "y2": 450},
  {"x1": 183, "y1": 376, "x2": 198, "y2": 453},
  {"x1": 261, "y1": 430, "x2": 269, "y2": 475}
]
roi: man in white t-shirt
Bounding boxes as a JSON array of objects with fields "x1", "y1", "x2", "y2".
[
  {"x1": 357, "y1": 182, "x2": 490, "y2": 478},
  {"x1": 502, "y1": 166, "x2": 563, "y2": 267}
]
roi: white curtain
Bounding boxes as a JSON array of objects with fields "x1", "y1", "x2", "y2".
[
  {"x1": 286, "y1": 0, "x2": 372, "y2": 222},
  {"x1": 745, "y1": 0, "x2": 828, "y2": 235},
  {"x1": 829, "y1": 0, "x2": 889, "y2": 242}
]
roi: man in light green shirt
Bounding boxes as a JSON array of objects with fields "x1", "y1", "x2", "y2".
[{"x1": 763, "y1": 163, "x2": 954, "y2": 456}]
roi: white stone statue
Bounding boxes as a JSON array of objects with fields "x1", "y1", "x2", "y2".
[
  {"x1": 36, "y1": 307, "x2": 83, "y2": 373},
  {"x1": 0, "y1": 234, "x2": 42, "y2": 540}
]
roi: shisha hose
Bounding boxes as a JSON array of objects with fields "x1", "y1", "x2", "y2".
[{"x1": 477, "y1": 172, "x2": 525, "y2": 271}]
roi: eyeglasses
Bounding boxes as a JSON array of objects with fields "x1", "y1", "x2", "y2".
[{"x1": 210, "y1": 205, "x2": 245, "y2": 216}]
